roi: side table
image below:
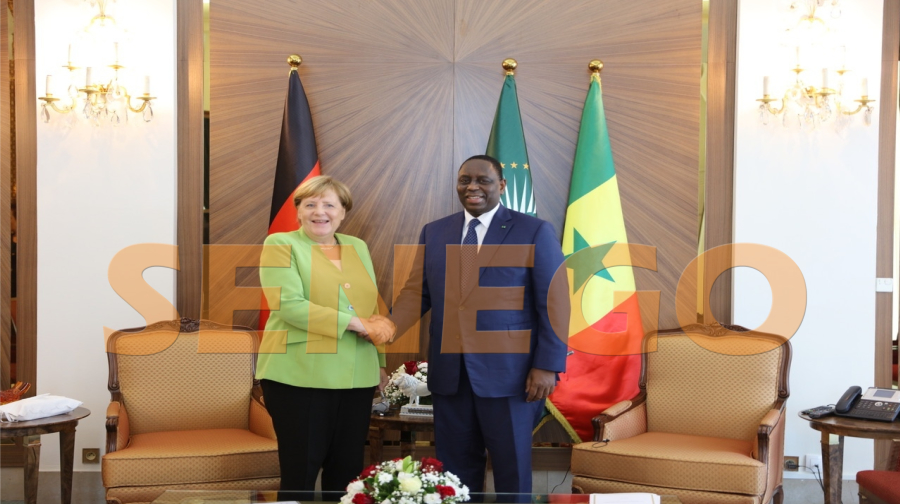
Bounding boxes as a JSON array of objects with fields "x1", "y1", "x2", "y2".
[
  {"x1": 368, "y1": 411, "x2": 434, "y2": 464},
  {"x1": 0, "y1": 407, "x2": 91, "y2": 504},
  {"x1": 799, "y1": 412, "x2": 900, "y2": 504}
]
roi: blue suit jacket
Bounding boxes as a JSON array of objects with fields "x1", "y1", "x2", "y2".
[{"x1": 408, "y1": 205, "x2": 568, "y2": 398}]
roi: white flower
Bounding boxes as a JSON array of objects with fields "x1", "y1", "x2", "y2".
[
  {"x1": 347, "y1": 480, "x2": 365, "y2": 495},
  {"x1": 395, "y1": 460, "x2": 405, "y2": 472},
  {"x1": 415, "y1": 372, "x2": 423, "y2": 378},
  {"x1": 378, "y1": 472, "x2": 395, "y2": 484},
  {"x1": 382, "y1": 499, "x2": 393, "y2": 504},
  {"x1": 423, "y1": 493, "x2": 441, "y2": 504},
  {"x1": 399, "y1": 475, "x2": 422, "y2": 493},
  {"x1": 341, "y1": 495, "x2": 355, "y2": 504},
  {"x1": 399, "y1": 498, "x2": 417, "y2": 504}
]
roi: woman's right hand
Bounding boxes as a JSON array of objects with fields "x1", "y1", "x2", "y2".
[
  {"x1": 348, "y1": 316, "x2": 368, "y2": 335},
  {"x1": 359, "y1": 315, "x2": 396, "y2": 345}
]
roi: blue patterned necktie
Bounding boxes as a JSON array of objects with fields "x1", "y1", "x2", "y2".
[{"x1": 460, "y1": 218, "x2": 480, "y2": 294}]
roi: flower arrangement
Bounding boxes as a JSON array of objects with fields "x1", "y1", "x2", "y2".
[
  {"x1": 383, "y1": 361, "x2": 431, "y2": 406},
  {"x1": 342, "y1": 456, "x2": 470, "y2": 504}
]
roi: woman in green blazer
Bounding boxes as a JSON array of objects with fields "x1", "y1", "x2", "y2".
[{"x1": 256, "y1": 176, "x2": 395, "y2": 493}]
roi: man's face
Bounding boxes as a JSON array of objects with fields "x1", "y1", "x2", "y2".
[{"x1": 456, "y1": 159, "x2": 506, "y2": 217}]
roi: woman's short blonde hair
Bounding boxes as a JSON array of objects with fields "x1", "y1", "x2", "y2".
[{"x1": 292, "y1": 176, "x2": 353, "y2": 212}]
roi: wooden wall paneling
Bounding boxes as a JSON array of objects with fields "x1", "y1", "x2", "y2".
[
  {"x1": 704, "y1": 0, "x2": 737, "y2": 325},
  {"x1": 453, "y1": 0, "x2": 702, "y2": 330},
  {"x1": 177, "y1": 0, "x2": 204, "y2": 320},
  {"x1": 210, "y1": 0, "x2": 456, "y2": 330},
  {"x1": 874, "y1": 0, "x2": 899, "y2": 472},
  {"x1": 1, "y1": 0, "x2": 11, "y2": 391},
  {"x1": 12, "y1": 0, "x2": 33, "y2": 395}
]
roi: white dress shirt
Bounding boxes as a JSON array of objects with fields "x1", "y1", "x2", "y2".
[{"x1": 461, "y1": 203, "x2": 502, "y2": 250}]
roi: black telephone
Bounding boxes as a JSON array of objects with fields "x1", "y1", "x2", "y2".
[{"x1": 834, "y1": 386, "x2": 900, "y2": 422}]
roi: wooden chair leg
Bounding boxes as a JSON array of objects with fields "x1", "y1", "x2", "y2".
[{"x1": 771, "y1": 484, "x2": 784, "y2": 504}]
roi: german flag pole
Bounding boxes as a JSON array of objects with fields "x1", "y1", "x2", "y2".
[{"x1": 259, "y1": 54, "x2": 323, "y2": 330}]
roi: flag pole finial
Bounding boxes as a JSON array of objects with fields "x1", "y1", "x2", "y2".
[
  {"x1": 502, "y1": 58, "x2": 518, "y2": 76},
  {"x1": 288, "y1": 54, "x2": 303, "y2": 72},
  {"x1": 589, "y1": 59, "x2": 603, "y2": 75}
]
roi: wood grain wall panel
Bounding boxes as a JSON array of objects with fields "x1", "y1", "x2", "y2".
[
  {"x1": 13, "y1": 0, "x2": 34, "y2": 393},
  {"x1": 176, "y1": 0, "x2": 205, "y2": 320},
  {"x1": 0, "y1": 1, "x2": 10, "y2": 390},
  {"x1": 211, "y1": 0, "x2": 456, "y2": 329},
  {"x1": 874, "y1": 0, "x2": 899, "y2": 472},
  {"x1": 211, "y1": 0, "x2": 704, "y2": 335},
  {"x1": 705, "y1": 0, "x2": 738, "y2": 325},
  {"x1": 453, "y1": 0, "x2": 701, "y2": 329}
]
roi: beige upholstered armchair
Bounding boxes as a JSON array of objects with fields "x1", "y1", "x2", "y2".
[
  {"x1": 571, "y1": 324, "x2": 791, "y2": 504},
  {"x1": 102, "y1": 319, "x2": 279, "y2": 504}
]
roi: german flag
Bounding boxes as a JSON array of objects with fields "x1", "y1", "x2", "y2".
[{"x1": 259, "y1": 62, "x2": 322, "y2": 330}]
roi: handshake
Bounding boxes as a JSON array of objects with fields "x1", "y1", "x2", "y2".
[{"x1": 357, "y1": 314, "x2": 396, "y2": 346}]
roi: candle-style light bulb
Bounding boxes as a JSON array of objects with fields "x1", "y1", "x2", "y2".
[
  {"x1": 45, "y1": 75, "x2": 52, "y2": 96},
  {"x1": 143, "y1": 76, "x2": 150, "y2": 95},
  {"x1": 763, "y1": 76, "x2": 770, "y2": 96},
  {"x1": 85, "y1": 67, "x2": 92, "y2": 87},
  {"x1": 861, "y1": 77, "x2": 869, "y2": 96}
]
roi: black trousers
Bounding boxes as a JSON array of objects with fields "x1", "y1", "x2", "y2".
[{"x1": 261, "y1": 379, "x2": 375, "y2": 492}]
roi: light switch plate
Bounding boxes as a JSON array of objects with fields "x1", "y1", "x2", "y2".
[{"x1": 876, "y1": 278, "x2": 893, "y2": 292}]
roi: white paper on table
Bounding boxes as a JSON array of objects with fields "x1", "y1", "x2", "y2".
[{"x1": 590, "y1": 493, "x2": 660, "y2": 504}]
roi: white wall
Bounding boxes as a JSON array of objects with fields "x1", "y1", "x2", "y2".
[
  {"x1": 734, "y1": 0, "x2": 883, "y2": 478},
  {"x1": 34, "y1": 0, "x2": 177, "y2": 471}
]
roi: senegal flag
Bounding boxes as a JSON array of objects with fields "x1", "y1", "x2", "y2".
[
  {"x1": 545, "y1": 70, "x2": 643, "y2": 443},
  {"x1": 486, "y1": 73, "x2": 536, "y2": 216}
]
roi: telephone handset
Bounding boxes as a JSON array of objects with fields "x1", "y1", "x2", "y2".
[{"x1": 834, "y1": 386, "x2": 900, "y2": 422}]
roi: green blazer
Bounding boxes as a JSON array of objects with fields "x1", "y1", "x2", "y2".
[{"x1": 255, "y1": 229, "x2": 386, "y2": 389}]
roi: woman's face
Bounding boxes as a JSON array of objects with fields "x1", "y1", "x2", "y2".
[{"x1": 297, "y1": 189, "x2": 346, "y2": 242}]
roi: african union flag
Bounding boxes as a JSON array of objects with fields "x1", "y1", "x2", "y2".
[
  {"x1": 486, "y1": 67, "x2": 536, "y2": 216},
  {"x1": 545, "y1": 67, "x2": 643, "y2": 443}
]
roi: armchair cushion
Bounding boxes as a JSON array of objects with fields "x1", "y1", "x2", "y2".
[
  {"x1": 571, "y1": 432, "x2": 765, "y2": 495},
  {"x1": 102, "y1": 428, "x2": 278, "y2": 488},
  {"x1": 572, "y1": 478, "x2": 761, "y2": 504},
  {"x1": 857, "y1": 471, "x2": 900, "y2": 504}
]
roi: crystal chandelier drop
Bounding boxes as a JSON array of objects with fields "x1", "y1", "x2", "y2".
[
  {"x1": 757, "y1": 0, "x2": 873, "y2": 132},
  {"x1": 38, "y1": 0, "x2": 156, "y2": 126}
]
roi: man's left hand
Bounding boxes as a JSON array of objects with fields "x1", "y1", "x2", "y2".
[{"x1": 525, "y1": 368, "x2": 557, "y2": 402}]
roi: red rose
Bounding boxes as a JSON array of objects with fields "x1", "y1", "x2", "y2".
[
  {"x1": 420, "y1": 457, "x2": 443, "y2": 473},
  {"x1": 352, "y1": 493, "x2": 375, "y2": 504},
  {"x1": 360, "y1": 465, "x2": 378, "y2": 478},
  {"x1": 436, "y1": 485, "x2": 456, "y2": 498},
  {"x1": 404, "y1": 361, "x2": 419, "y2": 375}
]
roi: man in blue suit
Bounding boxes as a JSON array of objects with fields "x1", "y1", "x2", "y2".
[{"x1": 392, "y1": 155, "x2": 568, "y2": 495}]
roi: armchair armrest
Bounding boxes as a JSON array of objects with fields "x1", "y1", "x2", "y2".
[
  {"x1": 753, "y1": 401, "x2": 786, "y2": 503},
  {"x1": 105, "y1": 401, "x2": 130, "y2": 454},
  {"x1": 250, "y1": 385, "x2": 276, "y2": 441},
  {"x1": 753, "y1": 401, "x2": 785, "y2": 462},
  {"x1": 591, "y1": 392, "x2": 647, "y2": 442}
]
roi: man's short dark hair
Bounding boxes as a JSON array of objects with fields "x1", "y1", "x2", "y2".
[{"x1": 463, "y1": 155, "x2": 504, "y2": 180}]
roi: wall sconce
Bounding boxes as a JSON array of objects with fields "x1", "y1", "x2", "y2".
[
  {"x1": 757, "y1": 0, "x2": 873, "y2": 131},
  {"x1": 38, "y1": 0, "x2": 155, "y2": 126}
]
